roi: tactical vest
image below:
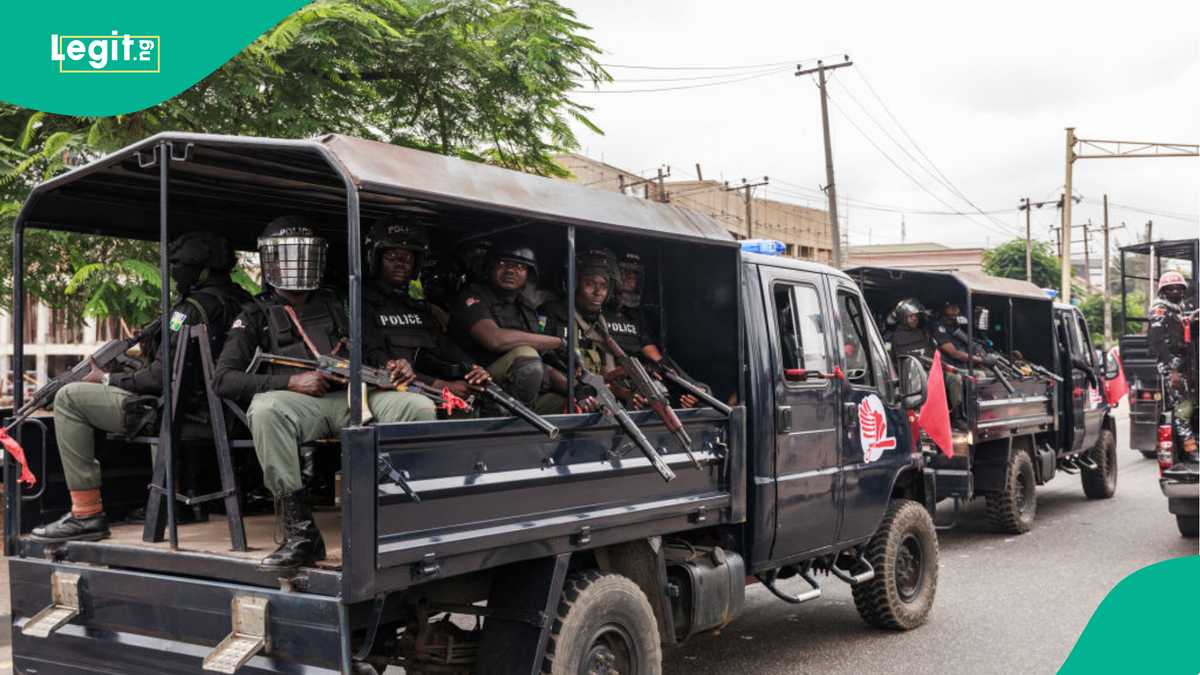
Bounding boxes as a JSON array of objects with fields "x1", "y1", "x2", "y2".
[
  {"x1": 888, "y1": 327, "x2": 933, "y2": 362},
  {"x1": 1149, "y1": 300, "x2": 1188, "y2": 376},
  {"x1": 364, "y1": 285, "x2": 437, "y2": 364},
  {"x1": 457, "y1": 283, "x2": 540, "y2": 364},
  {"x1": 254, "y1": 290, "x2": 347, "y2": 375},
  {"x1": 604, "y1": 306, "x2": 646, "y2": 355}
]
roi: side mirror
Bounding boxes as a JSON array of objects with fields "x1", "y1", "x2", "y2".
[
  {"x1": 1104, "y1": 350, "x2": 1121, "y2": 380},
  {"x1": 898, "y1": 356, "x2": 928, "y2": 410}
]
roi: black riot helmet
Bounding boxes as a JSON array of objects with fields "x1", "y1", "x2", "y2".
[
  {"x1": 364, "y1": 217, "x2": 431, "y2": 277},
  {"x1": 886, "y1": 297, "x2": 927, "y2": 327},
  {"x1": 167, "y1": 232, "x2": 235, "y2": 294},
  {"x1": 257, "y1": 215, "x2": 328, "y2": 291},
  {"x1": 487, "y1": 239, "x2": 539, "y2": 279},
  {"x1": 616, "y1": 249, "x2": 646, "y2": 308}
]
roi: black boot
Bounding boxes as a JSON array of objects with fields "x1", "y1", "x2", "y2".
[
  {"x1": 260, "y1": 490, "x2": 326, "y2": 571},
  {"x1": 31, "y1": 512, "x2": 110, "y2": 543}
]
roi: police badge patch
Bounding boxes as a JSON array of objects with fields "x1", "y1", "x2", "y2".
[
  {"x1": 169, "y1": 311, "x2": 188, "y2": 332},
  {"x1": 465, "y1": 297, "x2": 480, "y2": 307}
]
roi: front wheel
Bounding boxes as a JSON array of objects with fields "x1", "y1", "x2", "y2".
[
  {"x1": 852, "y1": 499, "x2": 939, "y2": 630},
  {"x1": 1082, "y1": 428, "x2": 1118, "y2": 499},
  {"x1": 986, "y1": 449, "x2": 1037, "y2": 534},
  {"x1": 1178, "y1": 514, "x2": 1199, "y2": 538},
  {"x1": 543, "y1": 570, "x2": 661, "y2": 675}
]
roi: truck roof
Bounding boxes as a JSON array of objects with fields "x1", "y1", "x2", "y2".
[
  {"x1": 16, "y1": 132, "x2": 738, "y2": 250},
  {"x1": 845, "y1": 266, "x2": 1051, "y2": 302},
  {"x1": 742, "y1": 251, "x2": 852, "y2": 281},
  {"x1": 1118, "y1": 238, "x2": 1199, "y2": 260}
]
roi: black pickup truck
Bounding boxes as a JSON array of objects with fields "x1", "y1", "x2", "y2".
[
  {"x1": 1116, "y1": 238, "x2": 1199, "y2": 458},
  {"x1": 5, "y1": 132, "x2": 938, "y2": 674},
  {"x1": 849, "y1": 268, "x2": 1118, "y2": 533}
]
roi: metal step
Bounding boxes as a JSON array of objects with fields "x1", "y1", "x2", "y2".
[
  {"x1": 202, "y1": 595, "x2": 269, "y2": 673},
  {"x1": 22, "y1": 571, "x2": 81, "y2": 639}
]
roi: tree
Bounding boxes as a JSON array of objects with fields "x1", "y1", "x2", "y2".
[
  {"x1": 982, "y1": 239, "x2": 1062, "y2": 291},
  {"x1": 1, "y1": 0, "x2": 608, "y2": 323}
]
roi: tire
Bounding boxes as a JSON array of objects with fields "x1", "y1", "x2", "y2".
[
  {"x1": 852, "y1": 499, "x2": 939, "y2": 631},
  {"x1": 1082, "y1": 428, "x2": 1118, "y2": 499},
  {"x1": 1140, "y1": 450, "x2": 1159, "y2": 460},
  {"x1": 986, "y1": 449, "x2": 1037, "y2": 534},
  {"x1": 1178, "y1": 514, "x2": 1199, "y2": 538},
  {"x1": 543, "y1": 570, "x2": 662, "y2": 675}
]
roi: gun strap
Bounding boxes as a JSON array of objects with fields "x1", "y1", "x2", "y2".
[
  {"x1": 282, "y1": 305, "x2": 324, "y2": 359},
  {"x1": 183, "y1": 297, "x2": 210, "y2": 327},
  {"x1": 574, "y1": 311, "x2": 616, "y2": 371}
]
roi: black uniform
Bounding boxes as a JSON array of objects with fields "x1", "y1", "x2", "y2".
[
  {"x1": 932, "y1": 323, "x2": 969, "y2": 368},
  {"x1": 213, "y1": 289, "x2": 348, "y2": 401},
  {"x1": 449, "y1": 281, "x2": 542, "y2": 367},
  {"x1": 111, "y1": 279, "x2": 251, "y2": 417},
  {"x1": 1149, "y1": 298, "x2": 1197, "y2": 447},
  {"x1": 885, "y1": 325, "x2": 935, "y2": 363},
  {"x1": 604, "y1": 305, "x2": 653, "y2": 356},
  {"x1": 364, "y1": 281, "x2": 469, "y2": 382}
]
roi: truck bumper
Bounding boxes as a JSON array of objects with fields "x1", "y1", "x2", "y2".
[
  {"x1": 1161, "y1": 464, "x2": 1199, "y2": 516},
  {"x1": 9, "y1": 558, "x2": 345, "y2": 674}
]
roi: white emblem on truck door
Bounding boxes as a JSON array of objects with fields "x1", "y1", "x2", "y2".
[{"x1": 858, "y1": 394, "x2": 896, "y2": 463}]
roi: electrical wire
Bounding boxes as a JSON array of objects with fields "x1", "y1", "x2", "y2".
[
  {"x1": 573, "y1": 66, "x2": 793, "y2": 94},
  {"x1": 1107, "y1": 201, "x2": 1199, "y2": 223},
  {"x1": 599, "y1": 54, "x2": 845, "y2": 71},
  {"x1": 577, "y1": 65, "x2": 795, "y2": 84}
]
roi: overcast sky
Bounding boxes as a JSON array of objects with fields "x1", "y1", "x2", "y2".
[{"x1": 562, "y1": 0, "x2": 1199, "y2": 253}]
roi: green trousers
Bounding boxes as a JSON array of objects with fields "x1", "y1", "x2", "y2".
[
  {"x1": 247, "y1": 389, "x2": 435, "y2": 496},
  {"x1": 52, "y1": 382, "x2": 135, "y2": 491}
]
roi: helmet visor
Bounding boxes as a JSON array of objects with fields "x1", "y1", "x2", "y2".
[{"x1": 259, "y1": 236, "x2": 327, "y2": 291}]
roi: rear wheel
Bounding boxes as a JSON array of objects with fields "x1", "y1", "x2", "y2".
[
  {"x1": 852, "y1": 499, "x2": 939, "y2": 630},
  {"x1": 1082, "y1": 428, "x2": 1118, "y2": 499},
  {"x1": 986, "y1": 450, "x2": 1037, "y2": 534},
  {"x1": 543, "y1": 570, "x2": 661, "y2": 675},
  {"x1": 1177, "y1": 514, "x2": 1199, "y2": 538},
  {"x1": 1140, "y1": 450, "x2": 1158, "y2": 460}
]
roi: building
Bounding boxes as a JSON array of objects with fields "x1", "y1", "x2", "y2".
[
  {"x1": 846, "y1": 242, "x2": 987, "y2": 273},
  {"x1": 555, "y1": 154, "x2": 833, "y2": 263},
  {"x1": 1, "y1": 303, "x2": 125, "y2": 404}
]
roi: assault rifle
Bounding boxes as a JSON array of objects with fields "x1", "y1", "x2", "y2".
[
  {"x1": 1008, "y1": 351, "x2": 1064, "y2": 384},
  {"x1": 952, "y1": 329, "x2": 1015, "y2": 394},
  {"x1": 246, "y1": 349, "x2": 471, "y2": 414},
  {"x1": 593, "y1": 315, "x2": 702, "y2": 469},
  {"x1": 548, "y1": 351, "x2": 675, "y2": 482},
  {"x1": 4, "y1": 322, "x2": 159, "y2": 433},
  {"x1": 655, "y1": 356, "x2": 732, "y2": 416}
]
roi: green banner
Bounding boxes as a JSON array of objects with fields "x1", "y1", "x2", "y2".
[
  {"x1": 2, "y1": 1, "x2": 307, "y2": 115},
  {"x1": 1061, "y1": 556, "x2": 1200, "y2": 673}
]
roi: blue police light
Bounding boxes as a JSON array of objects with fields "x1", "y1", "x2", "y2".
[
  {"x1": 1042, "y1": 288, "x2": 1059, "y2": 300},
  {"x1": 741, "y1": 239, "x2": 785, "y2": 255}
]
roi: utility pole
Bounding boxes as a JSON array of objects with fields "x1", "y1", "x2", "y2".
[
  {"x1": 1019, "y1": 198, "x2": 1033, "y2": 282},
  {"x1": 695, "y1": 163, "x2": 704, "y2": 181},
  {"x1": 797, "y1": 56, "x2": 853, "y2": 267},
  {"x1": 724, "y1": 177, "x2": 769, "y2": 239},
  {"x1": 620, "y1": 167, "x2": 671, "y2": 202},
  {"x1": 1061, "y1": 129, "x2": 1198, "y2": 303},
  {"x1": 1083, "y1": 219, "x2": 1092, "y2": 293},
  {"x1": 1145, "y1": 219, "x2": 1153, "y2": 243},
  {"x1": 900, "y1": 215, "x2": 907, "y2": 244},
  {"x1": 1101, "y1": 195, "x2": 1126, "y2": 347},
  {"x1": 1062, "y1": 128, "x2": 1076, "y2": 303}
]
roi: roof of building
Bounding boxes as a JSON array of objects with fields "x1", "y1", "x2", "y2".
[{"x1": 848, "y1": 242, "x2": 973, "y2": 254}]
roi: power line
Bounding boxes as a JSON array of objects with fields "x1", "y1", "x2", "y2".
[
  {"x1": 845, "y1": 67, "x2": 1015, "y2": 233},
  {"x1": 1106, "y1": 201, "x2": 1198, "y2": 223},
  {"x1": 812, "y1": 90, "x2": 1021, "y2": 239},
  {"x1": 599, "y1": 54, "x2": 844, "y2": 71},
  {"x1": 578, "y1": 64, "x2": 792, "y2": 84},
  {"x1": 573, "y1": 66, "x2": 792, "y2": 94}
]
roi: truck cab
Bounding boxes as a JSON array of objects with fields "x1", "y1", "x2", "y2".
[{"x1": 5, "y1": 132, "x2": 937, "y2": 674}]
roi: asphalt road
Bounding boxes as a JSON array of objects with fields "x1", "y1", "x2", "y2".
[
  {"x1": 662, "y1": 410, "x2": 1198, "y2": 675},
  {"x1": 0, "y1": 410, "x2": 1194, "y2": 675}
]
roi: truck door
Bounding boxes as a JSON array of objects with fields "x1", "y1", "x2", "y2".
[
  {"x1": 1057, "y1": 309, "x2": 1087, "y2": 452},
  {"x1": 832, "y1": 282, "x2": 907, "y2": 544},
  {"x1": 1071, "y1": 310, "x2": 1106, "y2": 447},
  {"x1": 760, "y1": 266, "x2": 841, "y2": 560}
]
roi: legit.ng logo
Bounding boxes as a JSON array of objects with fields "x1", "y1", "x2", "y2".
[{"x1": 50, "y1": 31, "x2": 160, "y2": 73}]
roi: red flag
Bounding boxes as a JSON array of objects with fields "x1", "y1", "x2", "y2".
[
  {"x1": 1104, "y1": 346, "x2": 1128, "y2": 407},
  {"x1": 0, "y1": 427, "x2": 37, "y2": 486},
  {"x1": 917, "y1": 351, "x2": 954, "y2": 457}
]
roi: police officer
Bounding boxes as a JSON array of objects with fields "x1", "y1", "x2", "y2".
[
  {"x1": 1149, "y1": 271, "x2": 1197, "y2": 452},
  {"x1": 448, "y1": 239, "x2": 566, "y2": 408},
  {"x1": 32, "y1": 232, "x2": 250, "y2": 544},
  {"x1": 932, "y1": 302, "x2": 997, "y2": 429},
  {"x1": 884, "y1": 298, "x2": 935, "y2": 364},
  {"x1": 362, "y1": 217, "x2": 490, "y2": 402},
  {"x1": 214, "y1": 215, "x2": 435, "y2": 571}
]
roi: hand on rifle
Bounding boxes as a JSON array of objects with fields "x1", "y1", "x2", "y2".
[
  {"x1": 385, "y1": 359, "x2": 416, "y2": 386},
  {"x1": 82, "y1": 359, "x2": 105, "y2": 384},
  {"x1": 572, "y1": 383, "x2": 600, "y2": 413},
  {"x1": 680, "y1": 393, "x2": 699, "y2": 409},
  {"x1": 288, "y1": 370, "x2": 336, "y2": 397},
  {"x1": 1170, "y1": 370, "x2": 1182, "y2": 389}
]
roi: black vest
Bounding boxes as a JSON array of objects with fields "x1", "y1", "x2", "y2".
[
  {"x1": 364, "y1": 283, "x2": 437, "y2": 364},
  {"x1": 254, "y1": 290, "x2": 347, "y2": 374},
  {"x1": 889, "y1": 326, "x2": 933, "y2": 362},
  {"x1": 604, "y1": 306, "x2": 647, "y2": 355}
]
